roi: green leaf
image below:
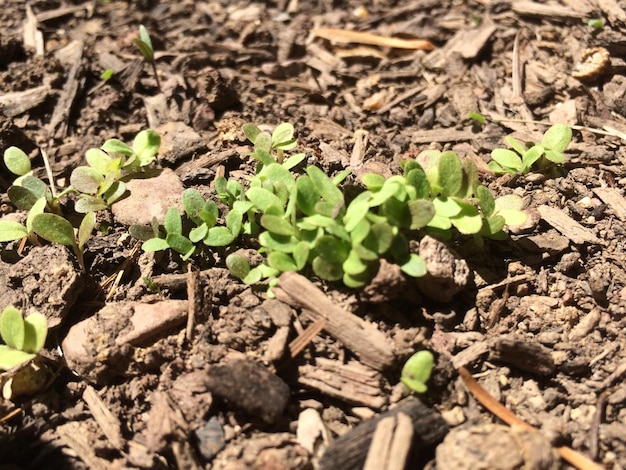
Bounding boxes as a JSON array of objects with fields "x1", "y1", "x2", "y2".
[
  {"x1": 350, "y1": 218, "x2": 371, "y2": 245},
  {"x1": 342, "y1": 250, "x2": 368, "y2": 276},
  {"x1": 226, "y1": 253, "x2": 251, "y2": 280},
  {"x1": 315, "y1": 235, "x2": 349, "y2": 264},
  {"x1": 491, "y1": 148, "x2": 522, "y2": 172},
  {"x1": 381, "y1": 196, "x2": 410, "y2": 228},
  {"x1": 71, "y1": 166, "x2": 104, "y2": 194},
  {"x1": 78, "y1": 212, "x2": 96, "y2": 250},
  {"x1": 129, "y1": 224, "x2": 155, "y2": 241},
  {"x1": 226, "y1": 208, "x2": 243, "y2": 236},
  {"x1": 0, "y1": 220, "x2": 28, "y2": 242},
  {"x1": 246, "y1": 187, "x2": 284, "y2": 212},
  {"x1": 362, "y1": 173, "x2": 385, "y2": 191},
  {"x1": 22, "y1": 312, "x2": 47, "y2": 354},
  {"x1": 253, "y1": 132, "x2": 274, "y2": 164},
  {"x1": 261, "y1": 214, "x2": 294, "y2": 236},
  {"x1": 104, "y1": 181, "x2": 127, "y2": 205},
  {"x1": 0, "y1": 345, "x2": 36, "y2": 370},
  {"x1": 344, "y1": 198, "x2": 370, "y2": 232},
  {"x1": 4, "y1": 147, "x2": 31, "y2": 176},
  {"x1": 450, "y1": 202, "x2": 483, "y2": 234},
  {"x1": 26, "y1": 197, "x2": 46, "y2": 236},
  {"x1": 133, "y1": 129, "x2": 161, "y2": 166},
  {"x1": 406, "y1": 167, "x2": 431, "y2": 199},
  {"x1": 101, "y1": 138, "x2": 134, "y2": 156},
  {"x1": 343, "y1": 271, "x2": 370, "y2": 288},
  {"x1": 182, "y1": 189, "x2": 206, "y2": 221},
  {"x1": 401, "y1": 350, "x2": 434, "y2": 393},
  {"x1": 166, "y1": 233, "x2": 195, "y2": 258},
  {"x1": 521, "y1": 145, "x2": 544, "y2": 172},
  {"x1": 282, "y1": 152, "x2": 306, "y2": 170},
  {"x1": 504, "y1": 136, "x2": 528, "y2": 156},
  {"x1": 312, "y1": 256, "x2": 343, "y2": 281},
  {"x1": 268, "y1": 252, "x2": 298, "y2": 272},
  {"x1": 75, "y1": 195, "x2": 108, "y2": 213},
  {"x1": 407, "y1": 200, "x2": 435, "y2": 229},
  {"x1": 243, "y1": 123, "x2": 262, "y2": 143},
  {"x1": 139, "y1": 25, "x2": 153, "y2": 53},
  {"x1": 307, "y1": 166, "x2": 344, "y2": 207},
  {"x1": 189, "y1": 223, "x2": 208, "y2": 243},
  {"x1": 438, "y1": 152, "x2": 463, "y2": 197},
  {"x1": 369, "y1": 180, "x2": 402, "y2": 207},
  {"x1": 272, "y1": 122, "x2": 296, "y2": 149},
  {"x1": 296, "y1": 175, "x2": 319, "y2": 216},
  {"x1": 433, "y1": 197, "x2": 462, "y2": 217},
  {"x1": 541, "y1": 124, "x2": 572, "y2": 153},
  {"x1": 85, "y1": 148, "x2": 112, "y2": 174},
  {"x1": 544, "y1": 149, "x2": 565, "y2": 164},
  {"x1": 483, "y1": 215, "x2": 506, "y2": 235},
  {"x1": 260, "y1": 163, "x2": 296, "y2": 191},
  {"x1": 293, "y1": 241, "x2": 310, "y2": 270},
  {"x1": 20, "y1": 176, "x2": 48, "y2": 199},
  {"x1": 366, "y1": 222, "x2": 395, "y2": 255},
  {"x1": 400, "y1": 254, "x2": 427, "y2": 277},
  {"x1": 259, "y1": 232, "x2": 296, "y2": 252},
  {"x1": 0, "y1": 306, "x2": 25, "y2": 350},
  {"x1": 332, "y1": 168, "x2": 352, "y2": 186},
  {"x1": 142, "y1": 237, "x2": 170, "y2": 252},
  {"x1": 164, "y1": 207, "x2": 182, "y2": 235},
  {"x1": 203, "y1": 226, "x2": 235, "y2": 246},
  {"x1": 476, "y1": 185, "x2": 495, "y2": 217},
  {"x1": 7, "y1": 186, "x2": 38, "y2": 211},
  {"x1": 32, "y1": 214, "x2": 76, "y2": 247}
]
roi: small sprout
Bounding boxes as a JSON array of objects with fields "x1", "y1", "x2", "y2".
[
  {"x1": 587, "y1": 18, "x2": 604, "y2": 29},
  {"x1": 132, "y1": 24, "x2": 161, "y2": 92},
  {"x1": 467, "y1": 112, "x2": 485, "y2": 131},
  {"x1": 488, "y1": 124, "x2": 572, "y2": 175},
  {"x1": 100, "y1": 68, "x2": 114, "y2": 80},
  {"x1": 401, "y1": 350, "x2": 434, "y2": 394},
  {"x1": 0, "y1": 306, "x2": 48, "y2": 371}
]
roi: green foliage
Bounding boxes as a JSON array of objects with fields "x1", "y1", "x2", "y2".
[
  {"x1": 0, "y1": 306, "x2": 47, "y2": 371},
  {"x1": 587, "y1": 18, "x2": 604, "y2": 29},
  {"x1": 401, "y1": 350, "x2": 434, "y2": 394},
  {"x1": 132, "y1": 122, "x2": 527, "y2": 292},
  {"x1": 132, "y1": 24, "x2": 161, "y2": 91},
  {"x1": 0, "y1": 130, "x2": 158, "y2": 271},
  {"x1": 488, "y1": 124, "x2": 572, "y2": 175}
]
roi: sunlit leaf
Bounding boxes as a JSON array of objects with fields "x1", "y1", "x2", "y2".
[
  {"x1": 32, "y1": 214, "x2": 76, "y2": 247},
  {"x1": 4, "y1": 147, "x2": 31, "y2": 176},
  {"x1": 0, "y1": 306, "x2": 25, "y2": 350},
  {"x1": 22, "y1": 312, "x2": 47, "y2": 354}
]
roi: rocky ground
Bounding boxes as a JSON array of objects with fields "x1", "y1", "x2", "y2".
[{"x1": 1, "y1": 0, "x2": 626, "y2": 469}]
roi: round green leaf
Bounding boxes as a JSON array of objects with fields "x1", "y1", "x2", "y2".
[
  {"x1": 142, "y1": 237, "x2": 170, "y2": 252},
  {"x1": 268, "y1": 252, "x2": 298, "y2": 272},
  {"x1": 71, "y1": 166, "x2": 104, "y2": 194},
  {"x1": 85, "y1": 148, "x2": 113, "y2": 174},
  {"x1": 491, "y1": 148, "x2": 522, "y2": 172},
  {"x1": 1, "y1": 306, "x2": 25, "y2": 350},
  {"x1": 407, "y1": 200, "x2": 435, "y2": 229},
  {"x1": 476, "y1": 185, "x2": 495, "y2": 217},
  {"x1": 101, "y1": 138, "x2": 133, "y2": 156},
  {"x1": 343, "y1": 270, "x2": 369, "y2": 288},
  {"x1": 4, "y1": 146, "x2": 31, "y2": 176},
  {"x1": 203, "y1": 226, "x2": 235, "y2": 246},
  {"x1": 32, "y1": 214, "x2": 76, "y2": 246},
  {"x1": 342, "y1": 250, "x2": 368, "y2": 276},
  {"x1": 260, "y1": 214, "x2": 294, "y2": 236},
  {"x1": 438, "y1": 152, "x2": 463, "y2": 197},
  {"x1": 133, "y1": 129, "x2": 161, "y2": 166},
  {"x1": 75, "y1": 195, "x2": 108, "y2": 213},
  {"x1": 315, "y1": 235, "x2": 349, "y2": 263},
  {"x1": 400, "y1": 254, "x2": 427, "y2": 278},
  {"x1": 450, "y1": 202, "x2": 483, "y2": 235},
  {"x1": 78, "y1": 212, "x2": 97, "y2": 249},
  {"x1": 307, "y1": 166, "x2": 344, "y2": 207},
  {"x1": 22, "y1": 312, "x2": 47, "y2": 354},
  {"x1": 7, "y1": 186, "x2": 38, "y2": 211},
  {"x1": 401, "y1": 350, "x2": 434, "y2": 393},
  {"x1": 226, "y1": 253, "x2": 251, "y2": 280},
  {"x1": 0, "y1": 345, "x2": 36, "y2": 370},
  {"x1": 312, "y1": 256, "x2": 343, "y2": 281},
  {"x1": 272, "y1": 122, "x2": 297, "y2": 149},
  {"x1": 541, "y1": 124, "x2": 572, "y2": 153},
  {"x1": 0, "y1": 220, "x2": 28, "y2": 242}
]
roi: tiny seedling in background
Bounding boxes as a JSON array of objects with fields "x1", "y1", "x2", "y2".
[
  {"x1": 132, "y1": 24, "x2": 161, "y2": 92},
  {"x1": 401, "y1": 350, "x2": 434, "y2": 394},
  {"x1": 0, "y1": 306, "x2": 48, "y2": 371},
  {"x1": 587, "y1": 18, "x2": 604, "y2": 30},
  {"x1": 467, "y1": 112, "x2": 485, "y2": 132},
  {"x1": 488, "y1": 124, "x2": 572, "y2": 175},
  {"x1": 100, "y1": 69, "x2": 114, "y2": 81}
]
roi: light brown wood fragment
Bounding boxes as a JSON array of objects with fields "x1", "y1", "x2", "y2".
[
  {"x1": 409, "y1": 128, "x2": 476, "y2": 144},
  {"x1": 350, "y1": 129, "x2": 369, "y2": 169},
  {"x1": 82, "y1": 385, "x2": 125, "y2": 450},
  {"x1": 312, "y1": 28, "x2": 434, "y2": 50},
  {"x1": 275, "y1": 272, "x2": 395, "y2": 371},
  {"x1": 537, "y1": 205, "x2": 601, "y2": 245},
  {"x1": 48, "y1": 41, "x2": 84, "y2": 138},
  {"x1": 594, "y1": 0, "x2": 626, "y2": 23},
  {"x1": 364, "y1": 413, "x2": 414, "y2": 470},
  {"x1": 57, "y1": 421, "x2": 110, "y2": 470},
  {"x1": 424, "y1": 21, "x2": 496, "y2": 68},
  {"x1": 298, "y1": 358, "x2": 387, "y2": 409},
  {"x1": 512, "y1": 1, "x2": 585, "y2": 19},
  {"x1": 0, "y1": 85, "x2": 50, "y2": 117},
  {"x1": 593, "y1": 187, "x2": 626, "y2": 221}
]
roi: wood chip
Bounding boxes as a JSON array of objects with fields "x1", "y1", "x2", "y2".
[
  {"x1": 0, "y1": 85, "x2": 50, "y2": 117},
  {"x1": 409, "y1": 127, "x2": 477, "y2": 144},
  {"x1": 511, "y1": 1, "x2": 585, "y2": 20},
  {"x1": 82, "y1": 385, "x2": 125, "y2": 450},
  {"x1": 593, "y1": 187, "x2": 626, "y2": 221},
  {"x1": 48, "y1": 40, "x2": 84, "y2": 138},
  {"x1": 311, "y1": 28, "x2": 434, "y2": 50},
  {"x1": 537, "y1": 205, "x2": 602, "y2": 245},
  {"x1": 274, "y1": 272, "x2": 395, "y2": 371},
  {"x1": 56, "y1": 421, "x2": 110, "y2": 470},
  {"x1": 363, "y1": 413, "x2": 414, "y2": 470},
  {"x1": 424, "y1": 20, "x2": 496, "y2": 69},
  {"x1": 298, "y1": 358, "x2": 388, "y2": 409},
  {"x1": 490, "y1": 335, "x2": 556, "y2": 376}
]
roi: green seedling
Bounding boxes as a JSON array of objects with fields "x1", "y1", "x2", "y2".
[
  {"x1": 243, "y1": 122, "x2": 306, "y2": 168},
  {"x1": 100, "y1": 69, "x2": 114, "y2": 81},
  {"x1": 132, "y1": 24, "x2": 161, "y2": 92},
  {"x1": 488, "y1": 124, "x2": 572, "y2": 175},
  {"x1": 587, "y1": 18, "x2": 604, "y2": 29},
  {"x1": 71, "y1": 129, "x2": 161, "y2": 212},
  {"x1": 0, "y1": 306, "x2": 47, "y2": 371},
  {"x1": 467, "y1": 112, "x2": 485, "y2": 132},
  {"x1": 401, "y1": 350, "x2": 434, "y2": 394}
]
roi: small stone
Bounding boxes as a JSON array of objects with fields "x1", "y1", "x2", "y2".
[{"x1": 195, "y1": 417, "x2": 225, "y2": 461}]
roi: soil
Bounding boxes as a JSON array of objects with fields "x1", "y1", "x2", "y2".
[{"x1": 1, "y1": 1, "x2": 626, "y2": 469}]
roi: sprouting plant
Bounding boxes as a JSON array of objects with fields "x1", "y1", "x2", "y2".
[
  {"x1": 242, "y1": 122, "x2": 306, "y2": 168},
  {"x1": 587, "y1": 18, "x2": 604, "y2": 30},
  {"x1": 488, "y1": 124, "x2": 572, "y2": 175},
  {"x1": 467, "y1": 112, "x2": 485, "y2": 132},
  {"x1": 0, "y1": 306, "x2": 47, "y2": 371},
  {"x1": 401, "y1": 350, "x2": 434, "y2": 394},
  {"x1": 0, "y1": 130, "x2": 159, "y2": 271},
  {"x1": 100, "y1": 69, "x2": 114, "y2": 81},
  {"x1": 132, "y1": 24, "x2": 161, "y2": 92},
  {"x1": 70, "y1": 129, "x2": 161, "y2": 212}
]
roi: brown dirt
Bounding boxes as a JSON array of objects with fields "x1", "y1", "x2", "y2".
[{"x1": 1, "y1": 1, "x2": 626, "y2": 469}]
